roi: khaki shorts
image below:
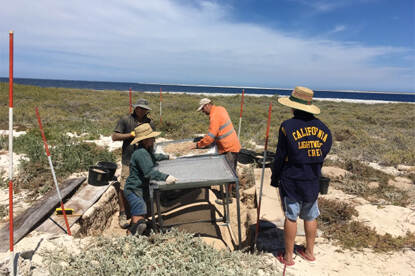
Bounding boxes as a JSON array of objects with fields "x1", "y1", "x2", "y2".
[{"x1": 120, "y1": 164, "x2": 130, "y2": 190}]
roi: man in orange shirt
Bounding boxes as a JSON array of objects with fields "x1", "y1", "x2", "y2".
[{"x1": 191, "y1": 98, "x2": 241, "y2": 203}]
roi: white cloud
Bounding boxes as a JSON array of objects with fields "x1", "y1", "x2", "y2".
[
  {"x1": 328, "y1": 25, "x2": 347, "y2": 34},
  {"x1": 0, "y1": 0, "x2": 413, "y2": 91}
]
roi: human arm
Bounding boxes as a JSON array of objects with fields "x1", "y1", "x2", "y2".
[
  {"x1": 112, "y1": 116, "x2": 135, "y2": 141},
  {"x1": 112, "y1": 131, "x2": 135, "y2": 141},
  {"x1": 197, "y1": 111, "x2": 220, "y2": 149},
  {"x1": 154, "y1": 153, "x2": 169, "y2": 161},
  {"x1": 271, "y1": 126, "x2": 288, "y2": 187},
  {"x1": 137, "y1": 151, "x2": 169, "y2": 182}
]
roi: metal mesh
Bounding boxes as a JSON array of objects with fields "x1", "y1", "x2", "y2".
[{"x1": 153, "y1": 155, "x2": 237, "y2": 191}]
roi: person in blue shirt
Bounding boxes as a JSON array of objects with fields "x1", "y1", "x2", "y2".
[{"x1": 271, "y1": 86, "x2": 332, "y2": 266}]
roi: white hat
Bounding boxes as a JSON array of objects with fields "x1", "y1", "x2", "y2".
[
  {"x1": 197, "y1": 98, "x2": 211, "y2": 111},
  {"x1": 278, "y1": 86, "x2": 320, "y2": 114}
]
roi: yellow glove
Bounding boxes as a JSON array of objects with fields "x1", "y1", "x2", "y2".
[{"x1": 130, "y1": 131, "x2": 135, "y2": 137}]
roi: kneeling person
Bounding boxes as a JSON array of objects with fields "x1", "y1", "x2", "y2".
[{"x1": 124, "y1": 123, "x2": 177, "y2": 235}]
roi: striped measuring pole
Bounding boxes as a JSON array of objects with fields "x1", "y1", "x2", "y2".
[
  {"x1": 129, "y1": 88, "x2": 132, "y2": 113},
  {"x1": 237, "y1": 89, "x2": 245, "y2": 138},
  {"x1": 255, "y1": 101, "x2": 272, "y2": 250},
  {"x1": 35, "y1": 107, "x2": 72, "y2": 236},
  {"x1": 159, "y1": 87, "x2": 163, "y2": 125},
  {"x1": 8, "y1": 30, "x2": 15, "y2": 276}
]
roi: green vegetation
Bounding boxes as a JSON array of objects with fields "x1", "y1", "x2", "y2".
[
  {"x1": 318, "y1": 198, "x2": 415, "y2": 252},
  {"x1": 0, "y1": 205, "x2": 6, "y2": 220},
  {"x1": 330, "y1": 159, "x2": 410, "y2": 206},
  {"x1": 1, "y1": 83, "x2": 414, "y2": 166},
  {"x1": 42, "y1": 229, "x2": 282, "y2": 276},
  {"x1": 1, "y1": 127, "x2": 115, "y2": 199},
  {"x1": 0, "y1": 83, "x2": 414, "y2": 253},
  {"x1": 12, "y1": 130, "x2": 115, "y2": 199}
]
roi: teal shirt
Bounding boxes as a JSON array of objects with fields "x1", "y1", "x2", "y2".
[{"x1": 124, "y1": 147, "x2": 169, "y2": 197}]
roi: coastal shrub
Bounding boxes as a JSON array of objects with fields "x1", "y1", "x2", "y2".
[
  {"x1": 0, "y1": 205, "x2": 7, "y2": 221},
  {"x1": 13, "y1": 131, "x2": 115, "y2": 198},
  {"x1": 371, "y1": 182, "x2": 410, "y2": 207},
  {"x1": 0, "y1": 135, "x2": 6, "y2": 151},
  {"x1": 333, "y1": 127, "x2": 356, "y2": 142},
  {"x1": 332, "y1": 160, "x2": 409, "y2": 206},
  {"x1": 318, "y1": 198, "x2": 358, "y2": 227},
  {"x1": 325, "y1": 221, "x2": 415, "y2": 252},
  {"x1": 0, "y1": 167, "x2": 8, "y2": 188},
  {"x1": 42, "y1": 229, "x2": 282, "y2": 276},
  {"x1": 318, "y1": 198, "x2": 415, "y2": 252},
  {"x1": 1, "y1": 83, "x2": 414, "y2": 168}
]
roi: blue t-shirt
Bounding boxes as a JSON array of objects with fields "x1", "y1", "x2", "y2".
[{"x1": 271, "y1": 110, "x2": 332, "y2": 202}]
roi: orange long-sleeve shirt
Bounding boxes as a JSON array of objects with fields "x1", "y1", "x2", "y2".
[{"x1": 197, "y1": 105, "x2": 241, "y2": 154}]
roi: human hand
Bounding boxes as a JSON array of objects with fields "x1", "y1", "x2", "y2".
[
  {"x1": 130, "y1": 131, "x2": 135, "y2": 137},
  {"x1": 166, "y1": 175, "x2": 177, "y2": 184}
]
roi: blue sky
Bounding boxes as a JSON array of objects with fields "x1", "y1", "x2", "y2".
[{"x1": 1, "y1": 0, "x2": 414, "y2": 92}]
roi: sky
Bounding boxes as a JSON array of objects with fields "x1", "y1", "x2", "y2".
[{"x1": 0, "y1": 0, "x2": 414, "y2": 92}]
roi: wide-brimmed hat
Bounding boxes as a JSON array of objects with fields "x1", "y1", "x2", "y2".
[
  {"x1": 130, "y1": 123, "x2": 161, "y2": 145},
  {"x1": 278, "y1": 86, "x2": 320, "y2": 114},
  {"x1": 133, "y1": 98, "x2": 152, "y2": 110},
  {"x1": 197, "y1": 98, "x2": 211, "y2": 111}
]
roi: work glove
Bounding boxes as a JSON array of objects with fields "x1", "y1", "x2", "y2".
[
  {"x1": 130, "y1": 131, "x2": 135, "y2": 137},
  {"x1": 166, "y1": 175, "x2": 177, "y2": 185},
  {"x1": 193, "y1": 136, "x2": 203, "y2": 142}
]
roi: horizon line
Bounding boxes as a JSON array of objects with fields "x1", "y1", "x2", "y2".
[{"x1": 0, "y1": 76, "x2": 414, "y2": 95}]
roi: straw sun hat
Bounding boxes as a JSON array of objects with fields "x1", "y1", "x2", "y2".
[
  {"x1": 278, "y1": 86, "x2": 320, "y2": 115},
  {"x1": 130, "y1": 123, "x2": 161, "y2": 145}
]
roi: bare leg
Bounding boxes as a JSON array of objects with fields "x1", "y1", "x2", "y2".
[
  {"x1": 303, "y1": 219, "x2": 317, "y2": 260},
  {"x1": 131, "y1": 215, "x2": 145, "y2": 224},
  {"x1": 127, "y1": 215, "x2": 146, "y2": 236},
  {"x1": 118, "y1": 189, "x2": 126, "y2": 212},
  {"x1": 284, "y1": 218, "x2": 297, "y2": 264}
]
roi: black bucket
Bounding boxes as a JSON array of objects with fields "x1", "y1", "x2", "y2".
[
  {"x1": 255, "y1": 151, "x2": 275, "y2": 168},
  {"x1": 319, "y1": 176, "x2": 331, "y2": 195},
  {"x1": 256, "y1": 156, "x2": 274, "y2": 168},
  {"x1": 97, "y1": 161, "x2": 117, "y2": 180},
  {"x1": 237, "y1": 149, "x2": 257, "y2": 164},
  {"x1": 88, "y1": 166, "x2": 110, "y2": 186}
]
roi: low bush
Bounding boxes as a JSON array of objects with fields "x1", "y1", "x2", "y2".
[
  {"x1": 331, "y1": 160, "x2": 410, "y2": 206},
  {"x1": 1, "y1": 83, "x2": 414, "y2": 165},
  {"x1": 13, "y1": 131, "x2": 115, "y2": 199},
  {"x1": 318, "y1": 198, "x2": 415, "y2": 252},
  {"x1": 42, "y1": 229, "x2": 282, "y2": 275}
]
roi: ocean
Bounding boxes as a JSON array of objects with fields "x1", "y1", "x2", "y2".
[{"x1": 1, "y1": 77, "x2": 414, "y2": 103}]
